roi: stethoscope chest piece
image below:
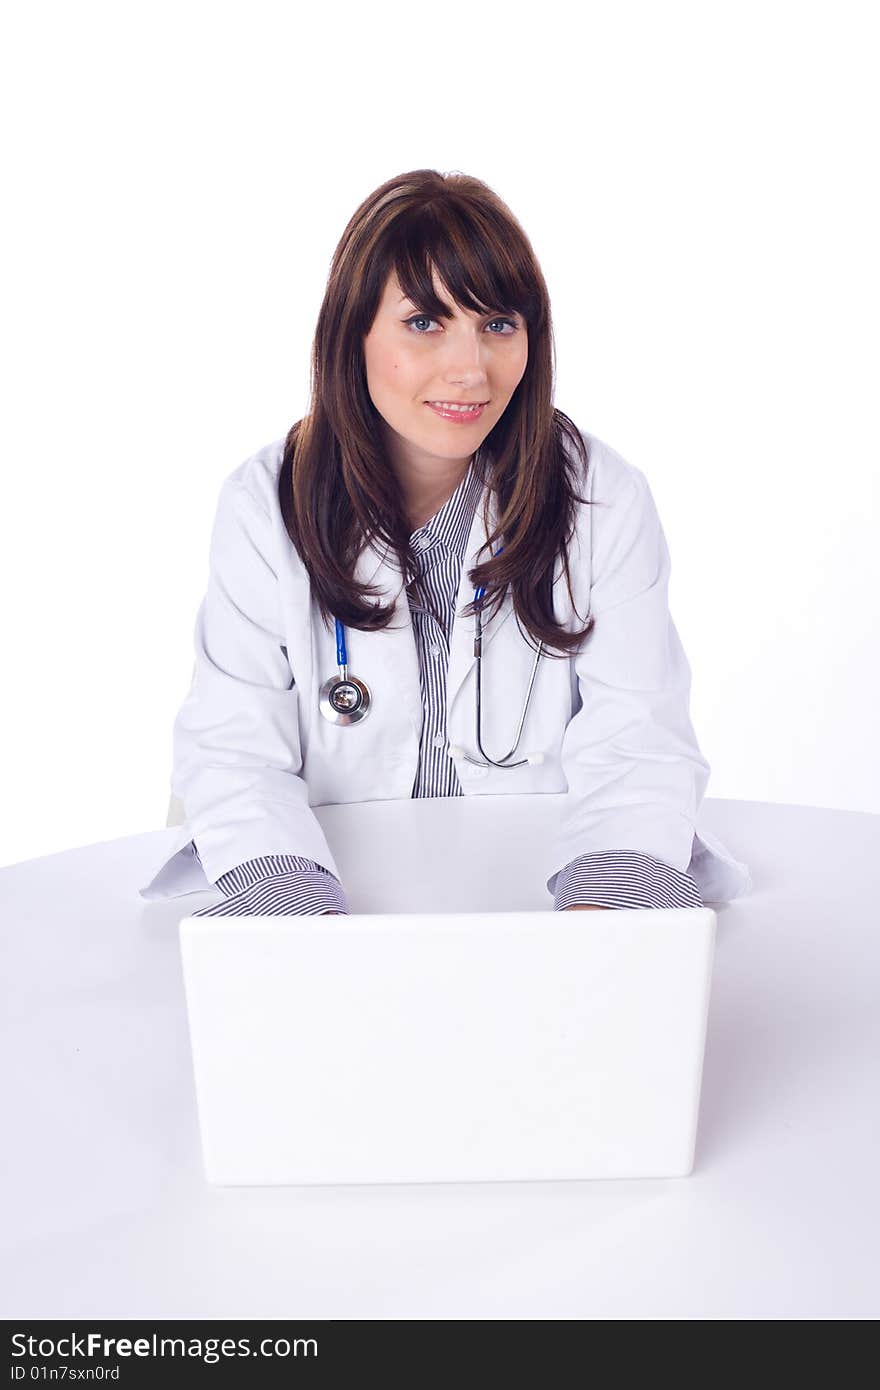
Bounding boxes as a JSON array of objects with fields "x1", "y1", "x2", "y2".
[{"x1": 319, "y1": 672, "x2": 371, "y2": 726}]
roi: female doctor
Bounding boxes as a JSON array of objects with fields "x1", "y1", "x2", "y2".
[{"x1": 137, "y1": 168, "x2": 752, "y2": 917}]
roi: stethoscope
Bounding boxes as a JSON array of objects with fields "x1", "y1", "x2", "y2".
[{"x1": 319, "y1": 545, "x2": 546, "y2": 769}]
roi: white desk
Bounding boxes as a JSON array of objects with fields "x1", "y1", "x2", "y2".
[{"x1": 1, "y1": 797, "x2": 877, "y2": 1319}]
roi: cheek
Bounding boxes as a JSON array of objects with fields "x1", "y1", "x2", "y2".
[
  {"x1": 497, "y1": 347, "x2": 526, "y2": 387},
  {"x1": 372, "y1": 359, "x2": 400, "y2": 395},
  {"x1": 388, "y1": 356, "x2": 421, "y2": 390},
  {"x1": 371, "y1": 344, "x2": 423, "y2": 398},
  {"x1": 510, "y1": 342, "x2": 528, "y2": 383}
]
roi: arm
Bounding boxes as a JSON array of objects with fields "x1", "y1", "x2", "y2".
[
  {"x1": 554, "y1": 849, "x2": 703, "y2": 911},
  {"x1": 547, "y1": 460, "x2": 712, "y2": 899},
  {"x1": 140, "y1": 474, "x2": 344, "y2": 899},
  {"x1": 191, "y1": 846, "x2": 350, "y2": 917}
]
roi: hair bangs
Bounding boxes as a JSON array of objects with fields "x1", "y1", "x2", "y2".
[{"x1": 386, "y1": 208, "x2": 527, "y2": 323}]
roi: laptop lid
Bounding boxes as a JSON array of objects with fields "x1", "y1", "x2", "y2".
[{"x1": 179, "y1": 907, "x2": 716, "y2": 1186}]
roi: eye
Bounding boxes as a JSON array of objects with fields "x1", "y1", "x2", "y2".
[{"x1": 403, "y1": 314, "x2": 520, "y2": 335}]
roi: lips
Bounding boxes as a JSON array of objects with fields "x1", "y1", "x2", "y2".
[{"x1": 425, "y1": 401, "x2": 488, "y2": 423}]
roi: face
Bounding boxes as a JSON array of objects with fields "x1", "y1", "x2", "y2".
[{"x1": 362, "y1": 267, "x2": 528, "y2": 482}]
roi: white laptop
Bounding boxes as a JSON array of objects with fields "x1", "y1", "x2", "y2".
[{"x1": 179, "y1": 906, "x2": 716, "y2": 1186}]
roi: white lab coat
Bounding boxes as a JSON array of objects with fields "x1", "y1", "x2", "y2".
[{"x1": 137, "y1": 428, "x2": 751, "y2": 905}]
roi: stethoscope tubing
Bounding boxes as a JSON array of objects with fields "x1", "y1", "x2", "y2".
[
  {"x1": 468, "y1": 601, "x2": 544, "y2": 768},
  {"x1": 326, "y1": 543, "x2": 545, "y2": 765}
]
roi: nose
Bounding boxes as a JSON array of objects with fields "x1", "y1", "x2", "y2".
[{"x1": 440, "y1": 325, "x2": 491, "y2": 387}]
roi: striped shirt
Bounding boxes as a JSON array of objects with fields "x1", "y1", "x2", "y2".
[{"x1": 192, "y1": 458, "x2": 703, "y2": 917}]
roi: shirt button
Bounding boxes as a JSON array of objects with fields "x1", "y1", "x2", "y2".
[
  {"x1": 432, "y1": 734, "x2": 445, "y2": 748},
  {"x1": 429, "y1": 644, "x2": 441, "y2": 657}
]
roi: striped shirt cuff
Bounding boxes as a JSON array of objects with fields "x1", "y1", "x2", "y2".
[
  {"x1": 191, "y1": 849, "x2": 349, "y2": 918},
  {"x1": 552, "y1": 850, "x2": 704, "y2": 911}
]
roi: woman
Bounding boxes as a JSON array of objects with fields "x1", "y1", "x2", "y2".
[{"x1": 137, "y1": 168, "x2": 752, "y2": 915}]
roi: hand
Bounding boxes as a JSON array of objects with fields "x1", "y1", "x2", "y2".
[{"x1": 563, "y1": 905, "x2": 605, "y2": 911}]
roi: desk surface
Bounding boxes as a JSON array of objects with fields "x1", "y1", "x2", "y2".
[{"x1": 1, "y1": 797, "x2": 878, "y2": 1319}]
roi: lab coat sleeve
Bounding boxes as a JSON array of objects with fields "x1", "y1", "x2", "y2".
[
  {"x1": 136, "y1": 477, "x2": 343, "y2": 901},
  {"x1": 552, "y1": 850, "x2": 703, "y2": 910},
  {"x1": 190, "y1": 850, "x2": 349, "y2": 917},
  {"x1": 546, "y1": 464, "x2": 752, "y2": 905}
]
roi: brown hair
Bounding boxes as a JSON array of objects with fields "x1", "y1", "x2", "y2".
[{"x1": 278, "y1": 168, "x2": 595, "y2": 658}]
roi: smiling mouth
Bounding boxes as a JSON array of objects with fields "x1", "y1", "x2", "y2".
[{"x1": 424, "y1": 400, "x2": 489, "y2": 417}]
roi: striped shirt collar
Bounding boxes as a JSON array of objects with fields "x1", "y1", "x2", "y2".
[{"x1": 409, "y1": 455, "x2": 487, "y2": 565}]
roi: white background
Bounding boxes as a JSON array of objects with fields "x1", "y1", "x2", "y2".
[{"x1": 1, "y1": 0, "x2": 877, "y2": 868}]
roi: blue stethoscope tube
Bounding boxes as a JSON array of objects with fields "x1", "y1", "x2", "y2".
[{"x1": 336, "y1": 620, "x2": 349, "y2": 668}]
